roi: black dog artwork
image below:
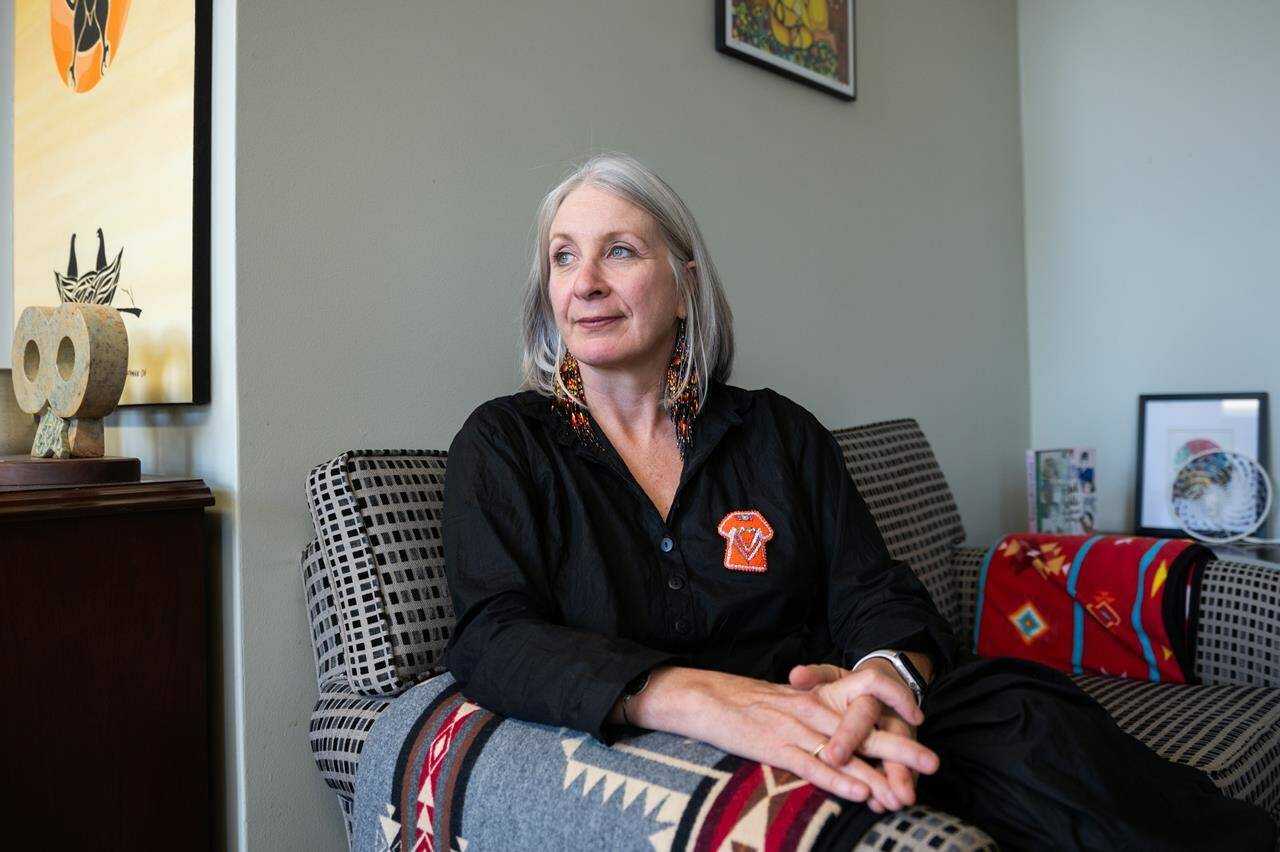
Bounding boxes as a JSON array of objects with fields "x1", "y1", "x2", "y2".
[{"x1": 66, "y1": 0, "x2": 111, "y2": 88}]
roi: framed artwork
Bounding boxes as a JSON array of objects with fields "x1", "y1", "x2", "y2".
[
  {"x1": 1135, "y1": 392, "x2": 1270, "y2": 536},
  {"x1": 715, "y1": 0, "x2": 856, "y2": 101},
  {"x1": 12, "y1": 0, "x2": 211, "y2": 405}
]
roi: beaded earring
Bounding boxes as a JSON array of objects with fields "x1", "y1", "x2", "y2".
[
  {"x1": 552, "y1": 350, "x2": 601, "y2": 451},
  {"x1": 665, "y1": 318, "x2": 700, "y2": 459}
]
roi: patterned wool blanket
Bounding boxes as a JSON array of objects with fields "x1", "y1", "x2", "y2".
[
  {"x1": 352, "y1": 673, "x2": 876, "y2": 852},
  {"x1": 973, "y1": 534, "x2": 1211, "y2": 683}
]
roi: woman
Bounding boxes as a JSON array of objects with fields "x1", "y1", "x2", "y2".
[{"x1": 441, "y1": 153, "x2": 1274, "y2": 850}]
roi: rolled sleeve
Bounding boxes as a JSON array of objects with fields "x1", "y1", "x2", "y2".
[{"x1": 442, "y1": 408, "x2": 678, "y2": 742}]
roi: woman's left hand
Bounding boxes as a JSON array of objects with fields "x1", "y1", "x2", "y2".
[{"x1": 789, "y1": 662, "x2": 929, "y2": 814}]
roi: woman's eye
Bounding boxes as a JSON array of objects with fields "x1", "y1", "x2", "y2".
[
  {"x1": 608, "y1": 245, "x2": 634, "y2": 259},
  {"x1": 552, "y1": 251, "x2": 573, "y2": 266}
]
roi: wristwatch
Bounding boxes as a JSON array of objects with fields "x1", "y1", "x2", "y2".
[
  {"x1": 620, "y1": 670, "x2": 651, "y2": 726},
  {"x1": 853, "y1": 650, "x2": 927, "y2": 707}
]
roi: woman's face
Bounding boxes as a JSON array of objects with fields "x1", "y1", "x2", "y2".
[{"x1": 547, "y1": 184, "x2": 686, "y2": 376}]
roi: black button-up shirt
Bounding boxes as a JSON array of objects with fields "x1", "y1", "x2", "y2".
[{"x1": 442, "y1": 382, "x2": 959, "y2": 743}]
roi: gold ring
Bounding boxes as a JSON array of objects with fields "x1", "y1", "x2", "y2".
[{"x1": 811, "y1": 741, "x2": 827, "y2": 758}]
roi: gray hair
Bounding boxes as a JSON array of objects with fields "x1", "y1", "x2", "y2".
[{"x1": 520, "y1": 152, "x2": 734, "y2": 408}]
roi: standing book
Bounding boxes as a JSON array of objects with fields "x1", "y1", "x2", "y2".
[{"x1": 1027, "y1": 448, "x2": 1097, "y2": 533}]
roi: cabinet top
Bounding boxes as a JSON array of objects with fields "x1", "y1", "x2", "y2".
[{"x1": 0, "y1": 476, "x2": 214, "y2": 522}]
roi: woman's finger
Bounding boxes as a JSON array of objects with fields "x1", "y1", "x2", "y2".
[
  {"x1": 787, "y1": 663, "x2": 846, "y2": 690},
  {"x1": 835, "y1": 668, "x2": 924, "y2": 726},
  {"x1": 854, "y1": 729, "x2": 939, "y2": 775},
  {"x1": 883, "y1": 760, "x2": 917, "y2": 808},
  {"x1": 833, "y1": 755, "x2": 899, "y2": 811},
  {"x1": 823, "y1": 694, "x2": 881, "y2": 767},
  {"x1": 778, "y1": 744, "x2": 869, "y2": 802}
]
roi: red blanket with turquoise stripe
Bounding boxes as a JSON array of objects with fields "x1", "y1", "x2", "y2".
[{"x1": 973, "y1": 534, "x2": 1212, "y2": 683}]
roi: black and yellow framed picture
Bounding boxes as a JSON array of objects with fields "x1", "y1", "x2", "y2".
[
  {"x1": 13, "y1": 0, "x2": 211, "y2": 405},
  {"x1": 715, "y1": 0, "x2": 856, "y2": 101}
]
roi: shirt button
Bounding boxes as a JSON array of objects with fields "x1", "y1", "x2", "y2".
[
  {"x1": 667, "y1": 575, "x2": 685, "y2": 591},
  {"x1": 660, "y1": 537, "x2": 674, "y2": 553},
  {"x1": 674, "y1": 618, "x2": 691, "y2": 634}
]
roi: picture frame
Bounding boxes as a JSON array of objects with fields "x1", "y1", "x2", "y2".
[
  {"x1": 11, "y1": 0, "x2": 211, "y2": 406},
  {"x1": 1135, "y1": 392, "x2": 1270, "y2": 537},
  {"x1": 714, "y1": 0, "x2": 856, "y2": 101}
]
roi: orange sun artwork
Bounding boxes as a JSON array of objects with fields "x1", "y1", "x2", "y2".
[{"x1": 49, "y1": 0, "x2": 132, "y2": 93}]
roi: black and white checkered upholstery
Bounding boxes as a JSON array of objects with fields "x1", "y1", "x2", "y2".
[
  {"x1": 302, "y1": 539, "x2": 346, "y2": 687},
  {"x1": 302, "y1": 426, "x2": 1280, "y2": 850},
  {"x1": 1196, "y1": 560, "x2": 1280, "y2": 689},
  {"x1": 1074, "y1": 674, "x2": 1280, "y2": 822},
  {"x1": 855, "y1": 807, "x2": 997, "y2": 852},
  {"x1": 306, "y1": 450, "x2": 454, "y2": 696},
  {"x1": 832, "y1": 419, "x2": 968, "y2": 635}
]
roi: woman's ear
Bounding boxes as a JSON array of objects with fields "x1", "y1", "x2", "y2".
[{"x1": 677, "y1": 262, "x2": 695, "y2": 320}]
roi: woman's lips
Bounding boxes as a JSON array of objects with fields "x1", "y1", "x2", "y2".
[{"x1": 577, "y1": 316, "x2": 621, "y2": 329}]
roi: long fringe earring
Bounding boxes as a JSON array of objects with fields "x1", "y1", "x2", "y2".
[
  {"x1": 552, "y1": 350, "x2": 601, "y2": 451},
  {"x1": 665, "y1": 319, "x2": 700, "y2": 459}
]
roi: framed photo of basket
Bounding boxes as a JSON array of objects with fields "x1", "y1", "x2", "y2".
[
  {"x1": 12, "y1": 0, "x2": 211, "y2": 405},
  {"x1": 1135, "y1": 392, "x2": 1270, "y2": 536},
  {"x1": 715, "y1": 0, "x2": 856, "y2": 101}
]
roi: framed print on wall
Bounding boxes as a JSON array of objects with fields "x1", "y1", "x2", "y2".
[
  {"x1": 12, "y1": 0, "x2": 211, "y2": 405},
  {"x1": 1135, "y1": 392, "x2": 1270, "y2": 536},
  {"x1": 715, "y1": 0, "x2": 856, "y2": 101}
]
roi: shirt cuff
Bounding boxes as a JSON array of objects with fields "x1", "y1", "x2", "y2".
[
  {"x1": 583, "y1": 648, "x2": 683, "y2": 746},
  {"x1": 843, "y1": 625, "x2": 960, "y2": 682}
]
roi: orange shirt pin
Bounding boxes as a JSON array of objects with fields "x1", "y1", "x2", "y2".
[{"x1": 717, "y1": 510, "x2": 775, "y2": 572}]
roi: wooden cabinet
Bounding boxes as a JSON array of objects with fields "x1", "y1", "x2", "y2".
[{"x1": 0, "y1": 477, "x2": 214, "y2": 850}]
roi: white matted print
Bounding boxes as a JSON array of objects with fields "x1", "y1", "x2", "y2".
[{"x1": 1137, "y1": 395, "x2": 1267, "y2": 534}]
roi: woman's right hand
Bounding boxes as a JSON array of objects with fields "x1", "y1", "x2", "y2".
[{"x1": 627, "y1": 666, "x2": 938, "y2": 805}]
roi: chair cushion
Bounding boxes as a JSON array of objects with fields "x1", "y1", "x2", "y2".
[
  {"x1": 307, "y1": 450, "x2": 453, "y2": 695},
  {"x1": 1072, "y1": 673, "x2": 1280, "y2": 821},
  {"x1": 832, "y1": 419, "x2": 967, "y2": 634},
  {"x1": 1195, "y1": 559, "x2": 1280, "y2": 688}
]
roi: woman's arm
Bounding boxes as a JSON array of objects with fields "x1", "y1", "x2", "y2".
[{"x1": 443, "y1": 407, "x2": 678, "y2": 743}]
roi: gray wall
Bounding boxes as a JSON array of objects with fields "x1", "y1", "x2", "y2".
[
  {"x1": 236, "y1": 1, "x2": 1027, "y2": 847},
  {"x1": 1020, "y1": 0, "x2": 1280, "y2": 533}
]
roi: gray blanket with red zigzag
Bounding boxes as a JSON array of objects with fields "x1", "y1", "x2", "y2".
[{"x1": 351, "y1": 673, "x2": 861, "y2": 852}]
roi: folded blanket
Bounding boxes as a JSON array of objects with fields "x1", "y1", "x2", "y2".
[
  {"x1": 353, "y1": 673, "x2": 876, "y2": 852},
  {"x1": 973, "y1": 534, "x2": 1211, "y2": 683}
]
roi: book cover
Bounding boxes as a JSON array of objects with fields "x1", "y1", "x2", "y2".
[{"x1": 1027, "y1": 448, "x2": 1097, "y2": 533}]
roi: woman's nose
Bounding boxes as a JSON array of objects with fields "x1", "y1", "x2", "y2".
[{"x1": 572, "y1": 257, "x2": 610, "y2": 299}]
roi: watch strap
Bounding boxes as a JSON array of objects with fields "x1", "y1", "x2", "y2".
[
  {"x1": 620, "y1": 670, "x2": 650, "y2": 726},
  {"x1": 853, "y1": 650, "x2": 925, "y2": 706}
]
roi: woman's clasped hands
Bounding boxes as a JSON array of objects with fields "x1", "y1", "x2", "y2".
[{"x1": 664, "y1": 661, "x2": 939, "y2": 814}]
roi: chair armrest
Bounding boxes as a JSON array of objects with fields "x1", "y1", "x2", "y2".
[
  {"x1": 345, "y1": 671, "x2": 995, "y2": 852},
  {"x1": 1195, "y1": 559, "x2": 1280, "y2": 688},
  {"x1": 309, "y1": 676, "x2": 396, "y2": 799},
  {"x1": 949, "y1": 545, "x2": 989, "y2": 640}
]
